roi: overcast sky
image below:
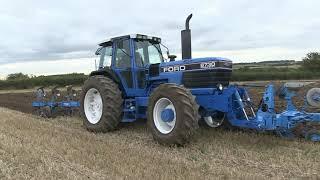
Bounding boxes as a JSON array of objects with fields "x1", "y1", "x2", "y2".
[{"x1": 0, "y1": 0, "x2": 319, "y2": 78}]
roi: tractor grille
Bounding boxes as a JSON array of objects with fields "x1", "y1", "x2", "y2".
[{"x1": 182, "y1": 69, "x2": 232, "y2": 88}]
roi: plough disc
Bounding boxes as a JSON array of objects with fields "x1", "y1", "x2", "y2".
[
  {"x1": 35, "y1": 87, "x2": 46, "y2": 101},
  {"x1": 306, "y1": 88, "x2": 320, "y2": 108}
]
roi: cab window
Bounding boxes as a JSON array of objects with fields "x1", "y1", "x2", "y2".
[
  {"x1": 134, "y1": 40, "x2": 163, "y2": 67},
  {"x1": 148, "y1": 44, "x2": 162, "y2": 64},
  {"x1": 115, "y1": 39, "x2": 131, "y2": 68},
  {"x1": 98, "y1": 46, "x2": 112, "y2": 68}
]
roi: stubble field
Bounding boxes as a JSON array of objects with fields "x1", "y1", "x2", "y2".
[{"x1": 0, "y1": 81, "x2": 319, "y2": 179}]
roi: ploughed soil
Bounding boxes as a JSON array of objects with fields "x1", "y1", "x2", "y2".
[
  {"x1": 0, "y1": 92, "x2": 34, "y2": 114},
  {"x1": 0, "y1": 90, "x2": 81, "y2": 115}
]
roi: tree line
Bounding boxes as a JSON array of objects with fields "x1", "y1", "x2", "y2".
[{"x1": 1, "y1": 52, "x2": 319, "y2": 90}]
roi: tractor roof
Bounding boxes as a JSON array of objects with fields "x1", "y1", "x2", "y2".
[{"x1": 99, "y1": 34, "x2": 161, "y2": 46}]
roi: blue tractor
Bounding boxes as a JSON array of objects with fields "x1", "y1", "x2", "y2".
[{"x1": 80, "y1": 14, "x2": 320, "y2": 145}]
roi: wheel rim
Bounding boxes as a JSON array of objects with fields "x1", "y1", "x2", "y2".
[
  {"x1": 84, "y1": 88, "x2": 103, "y2": 124},
  {"x1": 153, "y1": 98, "x2": 176, "y2": 134},
  {"x1": 204, "y1": 114, "x2": 225, "y2": 128}
]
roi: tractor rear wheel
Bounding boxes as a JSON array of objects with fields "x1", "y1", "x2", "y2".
[
  {"x1": 80, "y1": 76, "x2": 123, "y2": 132},
  {"x1": 147, "y1": 84, "x2": 199, "y2": 145}
]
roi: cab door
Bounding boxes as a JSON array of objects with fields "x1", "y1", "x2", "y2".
[
  {"x1": 133, "y1": 40, "x2": 163, "y2": 97},
  {"x1": 112, "y1": 39, "x2": 135, "y2": 97},
  {"x1": 133, "y1": 40, "x2": 148, "y2": 97}
]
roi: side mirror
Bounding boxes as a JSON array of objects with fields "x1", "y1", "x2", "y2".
[{"x1": 168, "y1": 55, "x2": 177, "y2": 62}]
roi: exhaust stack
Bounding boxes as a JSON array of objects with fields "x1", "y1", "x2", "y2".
[{"x1": 181, "y1": 14, "x2": 193, "y2": 60}]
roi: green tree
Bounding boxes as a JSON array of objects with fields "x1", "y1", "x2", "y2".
[
  {"x1": 302, "y1": 52, "x2": 320, "y2": 71},
  {"x1": 6, "y1": 73, "x2": 29, "y2": 80}
]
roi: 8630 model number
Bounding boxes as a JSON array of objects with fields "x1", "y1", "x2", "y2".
[{"x1": 200, "y1": 61, "x2": 216, "y2": 69}]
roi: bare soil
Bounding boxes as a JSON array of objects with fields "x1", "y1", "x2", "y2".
[{"x1": 0, "y1": 92, "x2": 34, "y2": 114}]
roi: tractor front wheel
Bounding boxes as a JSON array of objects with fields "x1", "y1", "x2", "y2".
[
  {"x1": 80, "y1": 76, "x2": 123, "y2": 132},
  {"x1": 147, "y1": 84, "x2": 199, "y2": 145}
]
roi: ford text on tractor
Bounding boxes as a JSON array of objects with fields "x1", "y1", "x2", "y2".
[{"x1": 80, "y1": 14, "x2": 320, "y2": 145}]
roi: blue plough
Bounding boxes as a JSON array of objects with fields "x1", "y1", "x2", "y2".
[
  {"x1": 32, "y1": 86, "x2": 80, "y2": 118},
  {"x1": 227, "y1": 82, "x2": 320, "y2": 142}
]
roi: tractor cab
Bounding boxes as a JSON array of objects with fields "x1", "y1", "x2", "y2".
[{"x1": 93, "y1": 34, "x2": 165, "y2": 97}]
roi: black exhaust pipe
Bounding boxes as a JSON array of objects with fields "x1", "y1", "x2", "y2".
[{"x1": 181, "y1": 14, "x2": 192, "y2": 60}]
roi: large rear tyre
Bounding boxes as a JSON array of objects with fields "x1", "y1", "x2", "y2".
[
  {"x1": 80, "y1": 76, "x2": 123, "y2": 132},
  {"x1": 147, "y1": 84, "x2": 199, "y2": 145}
]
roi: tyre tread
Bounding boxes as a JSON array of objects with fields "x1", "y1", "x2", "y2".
[
  {"x1": 147, "y1": 83, "x2": 199, "y2": 145},
  {"x1": 80, "y1": 76, "x2": 123, "y2": 132}
]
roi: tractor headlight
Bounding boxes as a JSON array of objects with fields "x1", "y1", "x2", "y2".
[{"x1": 218, "y1": 84, "x2": 223, "y2": 91}]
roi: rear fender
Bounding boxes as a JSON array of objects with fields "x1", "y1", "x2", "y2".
[{"x1": 89, "y1": 68, "x2": 126, "y2": 96}]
